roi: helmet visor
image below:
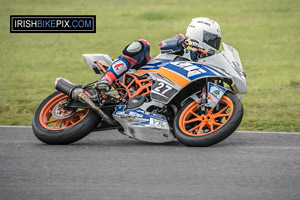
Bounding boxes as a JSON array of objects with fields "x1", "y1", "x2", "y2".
[{"x1": 203, "y1": 30, "x2": 221, "y2": 50}]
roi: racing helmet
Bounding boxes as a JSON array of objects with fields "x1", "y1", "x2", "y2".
[{"x1": 186, "y1": 17, "x2": 222, "y2": 54}]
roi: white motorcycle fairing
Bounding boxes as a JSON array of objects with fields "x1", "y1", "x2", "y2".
[
  {"x1": 113, "y1": 105, "x2": 175, "y2": 143},
  {"x1": 83, "y1": 43, "x2": 246, "y2": 143}
]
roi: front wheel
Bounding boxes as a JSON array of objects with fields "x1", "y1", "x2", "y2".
[
  {"x1": 32, "y1": 91, "x2": 101, "y2": 145},
  {"x1": 173, "y1": 92, "x2": 243, "y2": 147}
]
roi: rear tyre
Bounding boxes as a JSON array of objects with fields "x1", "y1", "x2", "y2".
[
  {"x1": 173, "y1": 92, "x2": 243, "y2": 147},
  {"x1": 32, "y1": 91, "x2": 101, "y2": 145}
]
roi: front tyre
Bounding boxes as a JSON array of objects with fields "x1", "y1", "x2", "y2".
[
  {"x1": 32, "y1": 91, "x2": 101, "y2": 145},
  {"x1": 173, "y1": 92, "x2": 243, "y2": 147}
]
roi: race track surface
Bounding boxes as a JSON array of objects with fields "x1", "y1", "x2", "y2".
[{"x1": 1, "y1": 127, "x2": 300, "y2": 200}]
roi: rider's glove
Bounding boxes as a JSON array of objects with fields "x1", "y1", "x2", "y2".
[
  {"x1": 95, "y1": 79, "x2": 111, "y2": 92},
  {"x1": 185, "y1": 39, "x2": 212, "y2": 59},
  {"x1": 185, "y1": 39, "x2": 201, "y2": 52}
]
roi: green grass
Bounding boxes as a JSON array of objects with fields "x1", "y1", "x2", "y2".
[{"x1": 0, "y1": 0, "x2": 299, "y2": 131}]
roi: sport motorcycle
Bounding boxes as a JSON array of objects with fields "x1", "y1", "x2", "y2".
[{"x1": 32, "y1": 43, "x2": 247, "y2": 147}]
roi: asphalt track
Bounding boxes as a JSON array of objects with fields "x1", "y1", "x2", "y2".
[{"x1": 1, "y1": 127, "x2": 300, "y2": 200}]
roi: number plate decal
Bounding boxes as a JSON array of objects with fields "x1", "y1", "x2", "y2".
[{"x1": 151, "y1": 81, "x2": 178, "y2": 103}]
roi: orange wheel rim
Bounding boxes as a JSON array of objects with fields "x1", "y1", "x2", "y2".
[
  {"x1": 39, "y1": 93, "x2": 90, "y2": 130},
  {"x1": 179, "y1": 96, "x2": 234, "y2": 136}
]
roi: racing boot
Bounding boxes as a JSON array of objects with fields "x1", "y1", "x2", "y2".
[{"x1": 95, "y1": 78, "x2": 111, "y2": 92}]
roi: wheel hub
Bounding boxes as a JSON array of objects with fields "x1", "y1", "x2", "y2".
[
  {"x1": 201, "y1": 114, "x2": 213, "y2": 122},
  {"x1": 52, "y1": 103, "x2": 75, "y2": 119}
]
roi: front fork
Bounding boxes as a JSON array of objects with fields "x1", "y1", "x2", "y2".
[{"x1": 200, "y1": 78, "x2": 208, "y2": 114}]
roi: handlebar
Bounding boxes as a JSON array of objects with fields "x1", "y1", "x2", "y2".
[{"x1": 184, "y1": 40, "x2": 209, "y2": 55}]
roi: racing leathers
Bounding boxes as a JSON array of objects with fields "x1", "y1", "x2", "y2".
[
  {"x1": 96, "y1": 39, "x2": 150, "y2": 92},
  {"x1": 95, "y1": 34, "x2": 210, "y2": 92}
]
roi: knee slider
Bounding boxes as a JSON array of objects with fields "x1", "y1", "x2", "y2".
[
  {"x1": 123, "y1": 41, "x2": 143, "y2": 57},
  {"x1": 121, "y1": 40, "x2": 151, "y2": 68}
]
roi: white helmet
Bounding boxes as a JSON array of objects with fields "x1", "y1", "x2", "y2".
[{"x1": 186, "y1": 17, "x2": 222, "y2": 54}]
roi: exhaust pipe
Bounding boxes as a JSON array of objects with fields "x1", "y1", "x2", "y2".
[
  {"x1": 55, "y1": 77, "x2": 78, "y2": 98},
  {"x1": 55, "y1": 78, "x2": 119, "y2": 126}
]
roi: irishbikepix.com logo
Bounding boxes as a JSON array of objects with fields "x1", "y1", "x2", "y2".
[{"x1": 10, "y1": 15, "x2": 96, "y2": 33}]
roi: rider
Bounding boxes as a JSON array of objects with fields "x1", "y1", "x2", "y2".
[{"x1": 96, "y1": 17, "x2": 222, "y2": 92}]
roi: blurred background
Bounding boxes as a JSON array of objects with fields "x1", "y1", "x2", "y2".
[{"x1": 0, "y1": 0, "x2": 299, "y2": 131}]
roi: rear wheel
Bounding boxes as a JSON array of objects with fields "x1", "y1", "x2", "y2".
[
  {"x1": 173, "y1": 92, "x2": 243, "y2": 147},
  {"x1": 32, "y1": 91, "x2": 101, "y2": 144}
]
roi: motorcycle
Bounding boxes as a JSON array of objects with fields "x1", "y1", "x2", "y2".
[{"x1": 32, "y1": 43, "x2": 247, "y2": 147}]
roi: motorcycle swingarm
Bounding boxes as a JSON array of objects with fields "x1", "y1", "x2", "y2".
[
  {"x1": 65, "y1": 101, "x2": 121, "y2": 131},
  {"x1": 64, "y1": 101, "x2": 117, "y2": 113}
]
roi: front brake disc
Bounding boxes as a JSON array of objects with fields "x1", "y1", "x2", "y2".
[{"x1": 52, "y1": 103, "x2": 76, "y2": 119}]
